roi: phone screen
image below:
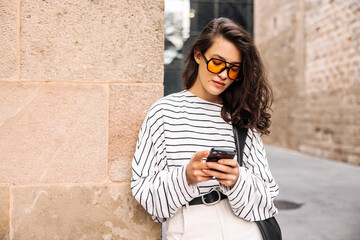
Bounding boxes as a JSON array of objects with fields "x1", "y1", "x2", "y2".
[{"x1": 206, "y1": 147, "x2": 236, "y2": 162}]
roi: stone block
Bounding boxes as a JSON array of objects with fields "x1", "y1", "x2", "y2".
[
  {"x1": 0, "y1": 1, "x2": 17, "y2": 79},
  {"x1": 0, "y1": 185, "x2": 10, "y2": 240},
  {"x1": 108, "y1": 84, "x2": 163, "y2": 181},
  {"x1": 11, "y1": 183, "x2": 161, "y2": 239},
  {"x1": 0, "y1": 82, "x2": 107, "y2": 183},
  {"x1": 20, "y1": 0, "x2": 164, "y2": 82}
]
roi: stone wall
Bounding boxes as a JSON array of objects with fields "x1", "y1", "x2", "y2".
[
  {"x1": 255, "y1": 0, "x2": 360, "y2": 164},
  {"x1": 0, "y1": 1, "x2": 164, "y2": 239}
]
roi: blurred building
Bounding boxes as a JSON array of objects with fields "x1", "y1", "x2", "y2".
[{"x1": 255, "y1": 0, "x2": 360, "y2": 165}]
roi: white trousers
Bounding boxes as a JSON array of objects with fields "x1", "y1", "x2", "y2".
[{"x1": 166, "y1": 199, "x2": 263, "y2": 240}]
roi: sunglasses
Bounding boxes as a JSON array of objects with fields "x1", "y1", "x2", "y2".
[{"x1": 201, "y1": 52, "x2": 242, "y2": 81}]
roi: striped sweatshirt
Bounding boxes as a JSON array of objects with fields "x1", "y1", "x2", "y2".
[{"x1": 131, "y1": 90, "x2": 279, "y2": 223}]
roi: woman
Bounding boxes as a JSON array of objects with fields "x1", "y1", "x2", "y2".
[{"x1": 131, "y1": 18, "x2": 279, "y2": 240}]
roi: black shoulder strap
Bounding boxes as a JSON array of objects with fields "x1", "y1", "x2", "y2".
[
  {"x1": 233, "y1": 125, "x2": 248, "y2": 167},
  {"x1": 234, "y1": 125, "x2": 283, "y2": 240}
]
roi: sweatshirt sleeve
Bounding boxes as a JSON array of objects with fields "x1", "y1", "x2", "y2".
[
  {"x1": 131, "y1": 106, "x2": 200, "y2": 223},
  {"x1": 219, "y1": 129, "x2": 279, "y2": 221}
]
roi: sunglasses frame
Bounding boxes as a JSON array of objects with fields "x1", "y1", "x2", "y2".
[{"x1": 201, "y1": 52, "x2": 242, "y2": 81}]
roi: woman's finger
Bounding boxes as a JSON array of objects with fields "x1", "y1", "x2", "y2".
[
  {"x1": 191, "y1": 150, "x2": 210, "y2": 162},
  {"x1": 202, "y1": 168, "x2": 233, "y2": 179},
  {"x1": 205, "y1": 162, "x2": 237, "y2": 174},
  {"x1": 218, "y1": 158, "x2": 238, "y2": 167}
]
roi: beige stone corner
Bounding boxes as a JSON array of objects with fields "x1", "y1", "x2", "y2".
[
  {"x1": 20, "y1": 0, "x2": 164, "y2": 82},
  {"x1": 0, "y1": 1, "x2": 18, "y2": 79},
  {"x1": 11, "y1": 183, "x2": 161, "y2": 240},
  {"x1": 0, "y1": 82, "x2": 108, "y2": 183},
  {"x1": 109, "y1": 84, "x2": 164, "y2": 181},
  {"x1": 0, "y1": 185, "x2": 10, "y2": 240}
]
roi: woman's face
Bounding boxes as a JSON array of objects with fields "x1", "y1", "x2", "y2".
[{"x1": 190, "y1": 36, "x2": 241, "y2": 103}]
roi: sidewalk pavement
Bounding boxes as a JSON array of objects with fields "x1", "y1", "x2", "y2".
[
  {"x1": 266, "y1": 145, "x2": 360, "y2": 240},
  {"x1": 162, "y1": 145, "x2": 360, "y2": 239}
]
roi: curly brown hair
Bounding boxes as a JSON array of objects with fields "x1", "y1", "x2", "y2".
[{"x1": 182, "y1": 18, "x2": 273, "y2": 135}]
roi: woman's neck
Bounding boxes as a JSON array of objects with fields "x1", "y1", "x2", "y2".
[{"x1": 188, "y1": 84, "x2": 222, "y2": 104}]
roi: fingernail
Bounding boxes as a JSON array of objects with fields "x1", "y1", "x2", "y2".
[
  {"x1": 207, "y1": 163, "x2": 212, "y2": 167},
  {"x1": 218, "y1": 160, "x2": 223, "y2": 164}
]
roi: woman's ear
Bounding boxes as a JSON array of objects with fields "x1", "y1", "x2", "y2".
[{"x1": 194, "y1": 50, "x2": 202, "y2": 64}]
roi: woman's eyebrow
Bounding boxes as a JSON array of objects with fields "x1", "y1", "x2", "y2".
[{"x1": 213, "y1": 54, "x2": 241, "y2": 65}]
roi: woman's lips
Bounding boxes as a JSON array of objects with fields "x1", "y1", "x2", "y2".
[{"x1": 212, "y1": 80, "x2": 225, "y2": 87}]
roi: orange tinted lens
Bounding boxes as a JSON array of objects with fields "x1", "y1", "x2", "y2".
[
  {"x1": 229, "y1": 66, "x2": 240, "y2": 80},
  {"x1": 208, "y1": 59, "x2": 225, "y2": 73}
]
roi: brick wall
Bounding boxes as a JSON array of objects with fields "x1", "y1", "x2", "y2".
[
  {"x1": 255, "y1": 0, "x2": 360, "y2": 164},
  {"x1": 0, "y1": 1, "x2": 164, "y2": 239}
]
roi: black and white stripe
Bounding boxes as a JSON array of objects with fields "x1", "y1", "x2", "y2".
[{"x1": 131, "y1": 90, "x2": 279, "y2": 222}]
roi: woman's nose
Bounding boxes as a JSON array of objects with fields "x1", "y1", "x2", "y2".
[{"x1": 217, "y1": 68, "x2": 228, "y2": 80}]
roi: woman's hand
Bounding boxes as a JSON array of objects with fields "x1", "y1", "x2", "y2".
[
  {"x1": 202, "y1": 159, "x2": 239, "y2": 187},
  {"x1": 186, "y1": 150, "x2": 213, "y2": 184}
]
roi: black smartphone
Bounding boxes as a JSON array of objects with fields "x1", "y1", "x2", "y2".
[{"x1": 206, "y1": 147, "x2": 236, "y2": 162}]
